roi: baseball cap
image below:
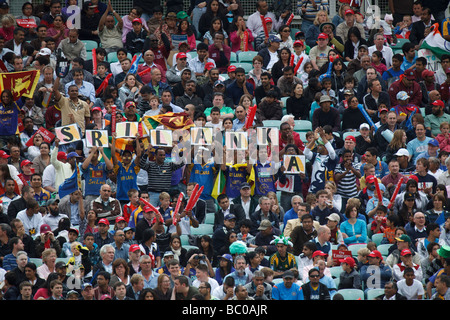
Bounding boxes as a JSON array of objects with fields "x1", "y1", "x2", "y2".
[
  {"x1": 205, "y1": 62, "x2": 215, "y2": 70},
  {"x1": 123, "y1": 226, "x2": 134, "y2": 233},
  {"x1": 69, "y1": 228, "x2": 79, "y2": 235},
  {"x1": 359, "y1": 123, "x2": 370, "y2": 130},
  {"x1": 91, "y1": 106, "x2": 102, "y2": 113},
  {"x1": 339, "y1": 256, "x2": 355, "y2": 268},
  {"x1": 422, "y1": 69, "x2": 434, "y2": 78},
  {"x1": 132, "y1": 18, "x2": 142, "y2": 24},
  {"x1": 367, "y1": 250, "x2": 382, "y2": 259},
  {"x1": 282, "y1": 270, "x2": 295, "y2": 279},
  {"x1": 66, "y1": 152, "x2": 82, "y2": 159},
  {"x1": 46, "y1": 198, "x2": 60, "y2": 206},
  {"x1": 432, "y1": 100, "x2": 445, "y2": 108},
  {"x1": 358, "y1": 44, "x2": 368, "y2": 51},
  {"x1": 115, "y1": 216, "x2": 126, "y2": 224},
  {"x1": 163, "y1": 251, "x2": 175, "y2": 258},
  {"x1": 293, "y1": 40, "x2": 304, "y2": 47},
  {"x1": 176, "y1": 52, "x2": 187, "y2": 60},
  {"x1": 264, "y1": 17, "x2": 273, "y2": 24},
  {"x1": 257, "y1": 219, "x2": 272, "y2": 231},
  {"x1": 438, "y1": 245, "x2": 450, "y2": 259},
  {"x1": 396, "y1": 91, "x2": 409, "y2": 101},
  {"x1": 343, "y1": 89, "x2": 353, "y2": 95},
  {"x1": 224, "y1": 213, "x2": 236, "y2": 221},
  {"x1": 428, "y1": 139, "x2": 439, "y2": 147},
  {"x1": 326, "y1": 213, "x2": 341, "y2": 223},
  {"x1": 404, "y1": 192, "x2": 415, "y2": 201},
  {"x1": 345, "y1": 135, "x2": 356, "y2": 142},
  {"x1": 401, "y1": 249, "x2": 412, "y2": 256},
  {"x1": 318, "y1": 33, "x2": 328, "y2": 39},
  {"x1": 98, "y1": 218, "x2": 110, "y2": 226},
  {"x1": 66, "y1": 290, "x2": 79, "y2": 298},
  {"x1": 395, "y1": 234, "x2": 412, "y2": 243},
  {"x1": 129, "y1": 244, "x2": 141, "y2": 253},
  {"x1": 40, "y1": 224, "x2": 52, "y2": 234},
  {"x1": 39, "y1": 48, "x2": 51, "y2": 56},
  {"x1": 365, "y1": 175, "x2": 376, "y2": 184},
  {"x1": 21, "y1": 159, "x2": 32, "y2": 167},
  {"x1": 312, "y1": 250, "x2": 327, "y2": 258},
  {"x1": 55, "y1": 261, "x2": 67, "y2": 269},
  {"x1": 0, "y1": 150, "x2": 10, "y2": 159},
  {"x1": 177, "y1": 11, "x2": 188, "y2": 20},
  {"x1": 227, "y1": 65, "x2": 236, "y2": 73},
  {"x1": 345, "y1": 9, "x2": 355, "y2": 15},
  {"x1": 57, "y1": 151, "x2": 67, "y2": 161},
  {"x1": 219, "y1": 253, "x2": 233, "y2": 263},
  {"x1": 82, "y1": 283, "x2": 93, "y2": 290},
  {"x1": 214, "y1": 80, "x2": 225, "y2": 87},
  {"x1": 240, "y1": 182, "x2": 251, "y2": 190},
  {"x1": 268, "y1": 35, "x2": 281, "y2": 43},
  {"x1": 404, "y1": 69, "x2": 415, "y2": 80},
  {"x1": 100, "y1": 294, "x2": 112, "y2": 300},
  {"x1": 394, "y1": 148, "x2": 409, "y2": 157}
]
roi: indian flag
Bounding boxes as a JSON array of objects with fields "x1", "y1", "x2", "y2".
[{"x1": 420, "y1": 23, "x2": 450, "y2": 59}]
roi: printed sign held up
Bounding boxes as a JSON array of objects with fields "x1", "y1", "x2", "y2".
[
  {"x1": 283, "y1": 155, "x2": 306, "y2": 174},
  {"x1": 55, "y1": 124, "x2": 81, "y2": 145},
  {"x1": 85, "y1": 130, "x2": 109, "y2": 148}
]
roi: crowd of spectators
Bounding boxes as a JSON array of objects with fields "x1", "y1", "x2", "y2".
[{"x1": 0, "y1": 0, "x2": 450, "y2": 301}]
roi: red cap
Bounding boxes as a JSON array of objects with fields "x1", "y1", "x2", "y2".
[
  {"x1": 132, "y1": 18, "x2": 142, "y2": 24},
  {"x1": 91, "y1": 107, "x2": 102, "y2": 113},
  {"x1": 205, "y1": 62, "x2": 215, "y2": 70},
  {"x1": 365, "y1": 175, "x2": 376, "y2": 184},
  {"x1": 176, "y1": 52, "x2": 187, "y2": 60},
  {"x1": 409, "y1": 175, "x2": 419, "y2": 183},
  {"x1": 57, "y1": 151, "x2": 67, "y2": 161},
  {"x1": 293, "y1": 40, "x2": 304, "y2": 47},
  {"x1": 312, "y1": 250, "x2": 327, "y2": 258},
  {"x1": 129, "y1": 244, "x2": 141, "y2": 253},
  {"x1": 98, "y1": 218, "x2": 110, "y2": 226},
  {"x1": 318, "y1": 33, "x2": 328, "y2": 39},
  {"x1": 345, "y1": 135, "x2": 356, "y2": 142},
  {"x1": 432, "y1": 100, "x2": 445, "y2": 108},
  {"x1": 0, "y1": 150, "x2": 10, "y2": 159},
  {"x1": 345, "y1": 9, "x2": 355, "y2": 15},
  {"x1": 404, "y1": 69, "x2": 415, "y2": 80},
  {"x1": 124, "y1": 101, "x2": 136, "y2": 109},
  {"x1": 422, "y1": 69, "x2": 434, "y2": 78},
  {"x1": 368, "y1": 250, "x2": 382, "y2": 259},
  {"x1": 339, "y1": 257, "x2": 355, "y2": 268},
  {"x1": 264, "y1": 17, "x2": 273, "y2": 23},
  {"x1": 401, "y1": 249, "x2": 412, "y2": 256},
  {"x1": 40, "y1": 224, "x2": 52, "y2": 234},
  {"x1": 21, "y1": 159, "x2": 32, "y2": 167},
  {"x1": 115, "y1": 216, "x2": 126, "y2": 223},
  {"x1": 227, "y1": 65, "x2": 236, "y2": 72}
]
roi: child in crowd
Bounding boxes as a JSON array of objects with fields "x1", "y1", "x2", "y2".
[
  {"x1": 299, "y1": 61, "x2": 313, "y2": 87},
  {"x1": 205, "y1": 107, "x2": 223, "y2": 132},
  {"x1": 371, "y1": 50, "x2": 387, "y2": 75},
  {"x1": 158, "y1": 192, "x2": 174, "y2": 223},
  {"x1": 381, "y1": 215, "x2": 399, "y2": 244},
  {"x1": 123, "y1": 189, "x2": 140, "y2": 224},
  {"x1": 320, "y1": 77, "x2": 336, "y2": 102},
  {"x1": 93, "y1": 62, "x2": 114, "y2": 91},
  {"x1": 394, "y1": 15, "x2": 412, "y2": 39},
  {"x1": 435, "y1": 122, "x2": 450, "y2": 152},
  {"x1": 371, "y1": 205, "x2": 388, "y2": 235},
  {"x1": 62, "y1": 228, "x2": 80, "y2": 258},
  {"x1": 143, "y1": 95, "x2": 161, "y2": 117}
]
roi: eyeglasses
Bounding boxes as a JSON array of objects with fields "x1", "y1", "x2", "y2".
[
  {"x1": 198, "y1": 286, "x2": 207, "y2": 289},
  {"x1": 310, "y1": 275, "x2": 319, "y2": 278}
]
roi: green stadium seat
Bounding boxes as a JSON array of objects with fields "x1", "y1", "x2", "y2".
[
  {"x1": 371, "y1": 233, "x2": 384, "y2": 246},
  {"x1": 230, "y1": 52, "x2": 237, "y2": 63},
  {"x1": 366, "y1": 288, "x2": 385, "y2": 300},
  {"x1": 262, "y1": 120, "x2": 282, "y2": 127},
  {"x1": 238, "y1": 51, "x2": 258, "y2": 63},
  {"x1": 81, "y1": 40, "x2": 98, "y2": 51},
  {"x1": 337, "y1": 289, "x2": 365, "y2": 300},
  {"x1": 234, "y1": 62, "x2": 252, "y2": 73},
  {"x1": 294, "y1": 120, "x2": 312, "y2": 132}
]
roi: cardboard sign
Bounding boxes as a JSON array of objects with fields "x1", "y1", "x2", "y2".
[
  {"x1": 225, "y1": 131, "x2": 248, "y2": 150},
  {"x1": 277, "y1": 175, "x2": 294, "y2": 192},
  {"x1": 171, "y1": 34, "x2": 188, "y2": 49},
  {"x1": 116, "y1": 122, "x2": 139, "y2": 138},
  {"x1": 257, "y1": 127, "x2": 279, "y2": 145},
  {"x1": 283, "y1": 155, "x2": 306, "y2": 174},
  {"x1": 150, "y1": 129, "x2": 173, "y2": 147},
  {"x1": 26, "y1": 127, "x2": 55, "y2": 147},
  {"x1": 85, "y1": 130, "x2": 109, "y2": 148},
  {"x1": 332, "y1": 250, "x2": 352, "y2": 264},
  {"x1": 55, "y1": 124, "x2": 81, "y2": 145},
  {"x1": 190, "y1": 127, "x2": 213, "y2": 145}
]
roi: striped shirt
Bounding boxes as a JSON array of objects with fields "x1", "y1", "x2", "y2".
[
  {"x1": 139, "y1": 155, "x2": 185, "y2": 192},
  {"x1": 334, "y1": 163, "x2": 359, "y2": 199},
  {"x1": 297, "y1": 0, "x2": 330, "y2": 22}
]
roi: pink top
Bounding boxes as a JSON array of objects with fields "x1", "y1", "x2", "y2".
[
  {"x1": 229, "y1": 30, "x2": 255, "y2": 53},
  {"x1": 47, "y1": 27, "x2": 70, "y2": 47}
]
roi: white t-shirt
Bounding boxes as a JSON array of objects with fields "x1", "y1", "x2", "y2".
[
  {"x1": 397, "y1": 279, "x2": 424, "y2": 300},
  {"x1": 192, "y1": 277, "x2": 219, "y2": 293},
  {"x1": 267, "y1": 50, "x2": 279, "y2": 70}
]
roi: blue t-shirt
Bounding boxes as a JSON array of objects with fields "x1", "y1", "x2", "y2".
[
  {"x1": 82, "y1": 162, "x2": 109, "y2": 196},
  {"x1": 224, "y1": 165, "x2": 248, "y2": 199},
  {"x1": 189, "y1": 161, "x2": 216, "y2": 200},
  {"x1": 252, "y1": 162, "x2": 278, "y2": 196},
  {"x1": 0, "y1": 100, "x2": 23, "y2": 136},
  {"x1": 360, "y1": 161, "x2": 389, "y2": 179},
  {"x1": 407, "y1": 137, "x2": 432, "y2": 162},
  {"x1": 115, "y1": 159, "x2": 139, "y2": 201},
  {"x1": 272, "y1": 282, "x2": 304, "y2": 300}
]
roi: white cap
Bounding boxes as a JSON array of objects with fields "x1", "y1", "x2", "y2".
[
  {"x1": 38, "y1": 48, "x2": 51, "y2": 56},
  {"x1": 359, "y1": 123, "x2": 370, "y2": 130},
  {"x1": 394, "y1": 148, "x2": 409, "y2": 157}
]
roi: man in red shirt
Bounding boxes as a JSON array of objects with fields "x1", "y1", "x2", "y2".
[
  {"x1": 279, "y1": 121, "x2": 305, "y2": 158},
  {"x1": 144, "y1": 33, "x2": 170, "y2": 72},
  {"x1": 388, "y1": 69, "x2": 422, "y2": 106},
  {"x1": 137, "y1": 50, "x2": 166, "y2": 85},
  {"x1": 208, "y1": 32, "x2": 231, "y2": 73}
]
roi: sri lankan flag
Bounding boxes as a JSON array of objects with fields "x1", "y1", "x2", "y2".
[
  {"x1": 58, "y1": 165, "x2": 82, "y2": 199},
  {"x1": 142, "y1": 112, "x2": 194, "y2": 131},
  {"x1": 0, "y1": 70, "x2": 40, "y2": 101}
]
